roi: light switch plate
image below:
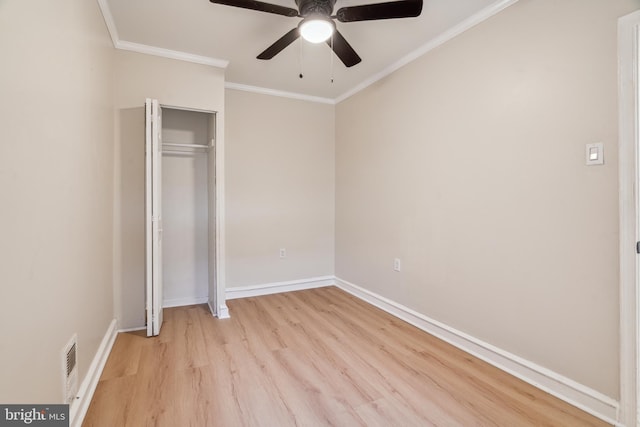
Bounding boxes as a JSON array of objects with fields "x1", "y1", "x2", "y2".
[{"x1": 586, "y1": 142, "x2": 604, "y2": 166}]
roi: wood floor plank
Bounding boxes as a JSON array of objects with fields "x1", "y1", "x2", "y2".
[
  {"x1": 83, "y1": 375, "x2": 137, "y2": 426},
  {"x1": 97, "y1": 332, "x2": 145, "y2": 381},
  {"x1": 319, "y1": 287, "x2": 606, "y2": 427},
  {"x1": 83, "y1": 287, "x2": 611, "y2": 427},
  {"x1": 283, "y1": 290, "x2": 494, "y2": 425},
  {"x1": 171, "y1": 306, "x2": 210, "y2": 370}
]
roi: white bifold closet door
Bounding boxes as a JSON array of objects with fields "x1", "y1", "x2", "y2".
[
  {"x1": 145, "y1": 98, "x2": 163, "y2": 337},
  {"x1": 207, "y1": 114, "x2": 218, "y2": 315}
]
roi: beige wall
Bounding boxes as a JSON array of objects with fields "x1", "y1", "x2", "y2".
[
  {"x1": 113, "y1": 51, "x2": 225, "y2": 329},
  {"x1": 225, "y1": 90, "x2": 335, "y2": 287},
  {"x1": 0, "y1": 0, "x2": 114, "y2": 402},
  {"x1": 113, "y1": 50, "x2": 226, "y2": 111},
  {"x1": 0, "y1": 0, "x2": 631, "y2": 408},
  {"x1": 336, "y1": 0, "x2": 638, "y2": 398}
]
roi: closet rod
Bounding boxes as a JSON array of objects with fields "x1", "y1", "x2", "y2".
[
  {"x1": 163, "y1": 149, "x2": 207, "y2": 155},
  {"x1": 162, "y1": 142, "x2": 209, "y2": 149}
]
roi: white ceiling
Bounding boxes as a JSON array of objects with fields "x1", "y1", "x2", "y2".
[{"x1": 102, "y1": 0, "x2": 513, "y2": 101}]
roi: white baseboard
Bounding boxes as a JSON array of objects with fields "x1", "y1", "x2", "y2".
[
  {"x1": 226, "y1": 276, "x2": 335, "y2": 300},
  {"x1": 207, "y1": 298, "x2": 230, "y2": 319},
  {"x1": 217, "y1": 303, "x2": 230, "y2": 319},
  {"x1": 334, "y1": 278, "x2": 620, "y2": 426},
  {"x1": 70, "y1": 318, "x2": 118, "y2": 427},
  {"x1": 163, "y1": 296, "x2": 209, "y2": 308},
  {"x1": 118, "y1": 326, "x2": 146, "y2": 333}
]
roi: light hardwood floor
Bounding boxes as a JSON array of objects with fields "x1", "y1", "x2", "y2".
[{"x1": 83, "y1": 286, "x2": 609, "y2": 426}]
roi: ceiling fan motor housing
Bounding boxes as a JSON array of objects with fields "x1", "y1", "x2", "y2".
[
  {"x1": 296, "y1": 0, "x2": 336, "y2": 17},
  {"x1": 208, "y1": 0, "x2": 421, "y2": 67}
]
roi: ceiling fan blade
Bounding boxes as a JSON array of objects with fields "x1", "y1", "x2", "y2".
[
  {"x1": 327, "y1": 30, "x2": 361, "y2": 67},
  {"x1": 257, "y1": 28, "x2": 300, "y2": 60},
  {"x1": 209, "y1": 0, "x2": 298, "y2": 17},
  {"x1": 336, "y1": 0, "x2": 422, "y2": 22}
]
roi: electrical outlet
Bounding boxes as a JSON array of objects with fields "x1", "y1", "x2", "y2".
[
  {"x1": 393, "y1": 258, "x2": 401, "y2": 272},
  {"x1": 279, "y1": 248, "x2": 286, "y2": 258}
]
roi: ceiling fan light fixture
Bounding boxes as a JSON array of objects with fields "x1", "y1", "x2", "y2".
[{"x1": 299, "y1": 17, "x2": 334, "y2": 43}]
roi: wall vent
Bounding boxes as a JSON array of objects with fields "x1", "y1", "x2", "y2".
[{"x1": 62, "y1": 334, "x2": 78, "y2": 404}]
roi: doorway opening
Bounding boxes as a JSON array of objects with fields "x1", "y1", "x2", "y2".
[
  {"x1": 162, "y1": 108, "x2": 213, "y2": 308},
  {"x1": 145, "y1": 100, "x2": 227, "y2": 337}
]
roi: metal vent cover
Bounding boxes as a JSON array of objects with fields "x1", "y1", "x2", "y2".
[
  {"x1": 66, "y1": 342, "x2": 76, "y2": 377},
  {"x1": 62, "y1": 335, "x2": 78, "y2": 404}
]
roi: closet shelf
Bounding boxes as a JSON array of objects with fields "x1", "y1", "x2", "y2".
[{"x1": 162, "y1": 142, "x2": 209, "y2": 149}]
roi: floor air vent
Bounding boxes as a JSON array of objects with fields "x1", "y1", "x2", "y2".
[{"x1": 62, "y1": 334, "x2": 78, "y2": 404}]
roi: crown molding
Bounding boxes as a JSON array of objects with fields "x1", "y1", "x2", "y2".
[
  {"x1": 97, "y1": 0, "x2": 120, "y2": 48},
  {"x1": 116, "y1": 41, "x2": 229, "y2": 69},
  {"x1": 96, "y1": 0, "x2": 229, "y2": 69},
  {"x1": 225, "y1": 82, "x2": 335, "y2": 105},
  {"x1": 334, "y1": 0, "x2": 521, "y2": 104}
]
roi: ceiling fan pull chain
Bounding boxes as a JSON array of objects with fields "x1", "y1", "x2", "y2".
[
  {"x1": 330, "y1": 34, "x2": 334, "y2": 83},
  {"x1": 299, "y1": 38, "x2": 304, "y2": 79}
]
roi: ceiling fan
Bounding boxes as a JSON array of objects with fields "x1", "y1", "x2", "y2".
[{"x1": 208, "y1": 0, "x2": 423, "y2": 67}]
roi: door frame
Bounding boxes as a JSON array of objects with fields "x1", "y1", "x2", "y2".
[
  {"x1": 159, "y1": 103, "x2": 229, "y2": 319},
  {"x1": 619, "y1": 9, "x2": 640, "y2": 427}
]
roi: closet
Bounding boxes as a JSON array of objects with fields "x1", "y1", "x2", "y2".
[{"x1": 145, "y1": 99, "x2": 217, "y2": 336}]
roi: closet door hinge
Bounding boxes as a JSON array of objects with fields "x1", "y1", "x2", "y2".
[{"x1": 636, "y1": 241, "x2": 640, "y2": 254}]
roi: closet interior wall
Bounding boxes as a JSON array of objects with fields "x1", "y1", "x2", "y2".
[{"x1": 161, "y1": 108, "x2": 212, "y2": 307}]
